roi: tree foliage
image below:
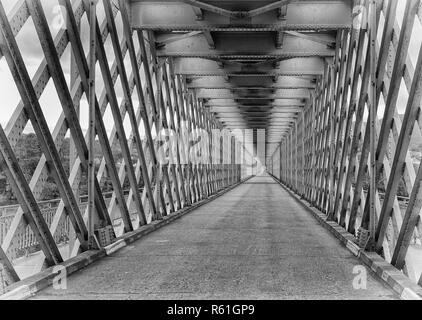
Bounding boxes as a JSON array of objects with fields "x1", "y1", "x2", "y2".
[{"x1": 0, "y1": 134, "x2": 126, "y2": 205}]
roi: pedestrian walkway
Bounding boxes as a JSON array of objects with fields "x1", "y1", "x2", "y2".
[{"x1": 32, "y1": 174, "x2": 397, "y2": 300}]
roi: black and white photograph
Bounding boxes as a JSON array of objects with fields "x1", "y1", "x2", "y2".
[{"x1": 0, "y1": 0, "x2": 420, "y2": 311}]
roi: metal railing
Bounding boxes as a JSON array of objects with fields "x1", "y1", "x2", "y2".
[{"x1": 0, "y1": 188, "x2": 143, "y2": 260}]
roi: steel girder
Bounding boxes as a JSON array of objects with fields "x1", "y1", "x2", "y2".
[
  {"x1": 131, "y1": 1, "x2": 353, "y2": 31},
  {"x1": 0, "y1": 0, "x2": 245, "y2": 294},
  {"x1": 172, "y1": 57, "x2": 326, "y2": 75},
  {"x1": 267, "y1": 0, "x2": 422, "y2": 288}
]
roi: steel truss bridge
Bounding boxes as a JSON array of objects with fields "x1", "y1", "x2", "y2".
[{"x1": 0, "y1": 0, "x2": 421, "y2": 300}]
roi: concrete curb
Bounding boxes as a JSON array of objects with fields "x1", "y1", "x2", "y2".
[
  {"x1": 269, "y1": 174, "x2": 422, "y2": 300},
  {"x1": 0, "y1": 176, "x2": 253, "y2": 300}
]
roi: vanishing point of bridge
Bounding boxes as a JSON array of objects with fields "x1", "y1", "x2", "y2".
[{"x1": 0, "y1": 0, "x2": 422, "y2": 300}]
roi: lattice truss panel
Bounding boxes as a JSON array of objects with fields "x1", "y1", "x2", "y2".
[
  {"x1": 0, "y1": 0, "x2": 244, "y2": 293},
  {"x1": 268, "y1": 0, "x2": 422, "y2": 285}
]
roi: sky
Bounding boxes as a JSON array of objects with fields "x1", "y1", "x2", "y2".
[
  {"x1": 0, "y1": 0, "x2": 131, "y2": 136},
  {"x1": 1, "y1": 1, "x2": 72, "y2": 130},
  {"x1": 376, "y1": 0, "x2": 422, "y2": 117},
  {"x1": 0, "y1": 0, "x2": 421, "y2": 138}
]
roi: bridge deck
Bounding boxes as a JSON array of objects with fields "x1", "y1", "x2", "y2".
[{"x1": 32, "y1": 175, "x2": 397, "y2": 300}]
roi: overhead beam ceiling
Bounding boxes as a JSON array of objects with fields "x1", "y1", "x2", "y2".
[
  {"x1": 131, "y1": 1, "x2": 352, "y2": 31},
  {"x1": 129, "y1": 0, "x2": 351, "y2": 157}
]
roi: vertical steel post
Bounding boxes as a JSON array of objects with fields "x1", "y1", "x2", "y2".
[
  {"x1": 69, "y1": 10, "x2": 81, "y2": 253},
  {"x1": 88, "y1": 0, "x2": 98, "y2": 249},
  {"x1": 369, "y1": 0, "x2": 377, "y2": 250}
]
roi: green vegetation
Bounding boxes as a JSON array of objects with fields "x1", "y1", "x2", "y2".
[{"x1": 0, "y1": 133, "x2": 138, "y2": 206}]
